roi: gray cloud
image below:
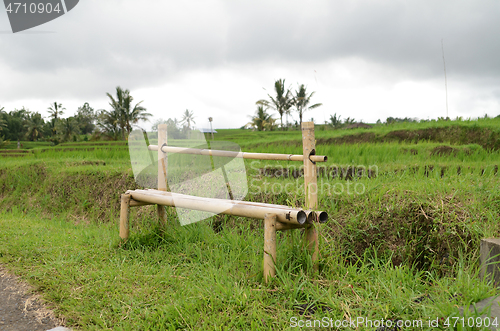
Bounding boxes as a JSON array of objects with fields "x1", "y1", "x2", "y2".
[{"x1": 1, "y1": 0, "x2": 499, "y2": 115}]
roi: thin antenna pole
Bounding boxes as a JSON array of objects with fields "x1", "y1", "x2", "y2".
[{"x1": 441, "y1": 39, "x2": 449, "y2": 119}]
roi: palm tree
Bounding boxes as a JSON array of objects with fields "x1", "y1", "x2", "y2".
[
  {"x1": 106, "y1": 86, "x2": 152, "y2": 140},
  {"x1": 292, "y1": 84, "x2": 322, "y2": 126},
  {"x1": 329, "y1": 113, "x2": 342, "y2": 128},
  {"x1": 24, "y1": 112, "x2": 45, "y2": 141},
  {"x1": 57, "y1": 117, "x2": 80, "y2": 142},
  {"x1": 257, "y1": 79, "x2": 292, "y2": 130},
  {"x1": 47, "y1": 102, "x2": 65, "y2": 135},
  {"x1": 181, "y1": 109, "x2": 196, "y2": 129},
  {"x1": 47, "y1": 102, "x2": 65, "y2": 120},
  {"x1": 96, "y1": 109, "x2": 121, "y2": 140},
  {"x1": 0, "y1": 106, "x2": 6, "y2": 132},
  {"x1": 248, "y1": 106, "x2": 274, "y2": 131}
]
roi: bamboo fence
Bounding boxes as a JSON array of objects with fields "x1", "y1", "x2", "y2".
[{"x1": 120, "y1": 122, "x2": 327, "y2": 282}]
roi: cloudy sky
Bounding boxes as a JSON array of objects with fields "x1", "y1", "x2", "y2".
[{"x1": 1, "y1": 0, "x2": 499, "y2": 130}]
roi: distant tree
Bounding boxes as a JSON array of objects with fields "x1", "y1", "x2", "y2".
[
  {"x1": 76, "y1": 102, "x2": 96, "y2": 135},
  {"x1": 47, "y1": 102, "x2": 65, "y2": 135},
  {"x1": 292, "y1": 84, "x2": 322, "y2": 126},
  {"x1": 47, "y1": 102, "x2": 65, "y2": 120},
  {"x1": 3, "y1": 108, "x2": 30, "y2": 141},
  {"x1": 343, "y1": 117, "x2": 355, "y2": 125},
  {"x1": 386, "y1": 117, "x2": 418, "y2": 124},
  {"x1": 329, "y1": 113, "x2": 342, "y2": 128},
  {"x1": 248, "y1": 106, "x2": 274, "y2": 131},
  {"x1": 24, "y1": 112, "x2": 45, "y2": 141},
  {"x1": 151, "y1": 118, "x2": 168, "y2": 131},
  {"x1": 257, "y1": 79, "x2": 292, "y2": 130},
  {"x1": 0, "y1": 106, "x2": 6, "y2": 132},
  {"x1": 106, "y1": 86, "x2": 152, "y2": 140},
  {"x1": 96, "y1": 109, "x2": 121, "y2": 140},
  {"x1": 263, "y1": 117, "x2": 278, "y2": 131},
  {"x1": 57, "y1": 117, "x2": 80, "y2": 142},
  {"x1": 180, "y1": 109, "x2": 196, "y2": 129}
]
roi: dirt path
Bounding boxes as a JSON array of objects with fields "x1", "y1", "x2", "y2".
[{"x1": 0, "y1": 265, "x2": 67, "y2": 331}]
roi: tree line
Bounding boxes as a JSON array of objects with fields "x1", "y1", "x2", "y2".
[
  {"x1": 247, "y1": 79, "x2": 322, "y2": 131},
  {"x1": 0, "y1": 86, "x2": 152, "y2": 145},
  {"x1": 150, "y1": 109, "x2": 197, "y2": 139}
]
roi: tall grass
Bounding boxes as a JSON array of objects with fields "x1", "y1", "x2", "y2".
[{"x1": 0, "y1": 210, "x2": 496, "y2": 330}]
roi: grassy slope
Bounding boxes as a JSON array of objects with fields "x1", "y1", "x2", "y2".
[
  {"x1": 0, "y1": 118, "x2": 499, "y2": 329},
  {"x1": 0, "y1": 212, "x2": 495, "y2": 330}
]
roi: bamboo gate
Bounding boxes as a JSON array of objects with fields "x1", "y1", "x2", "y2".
[{"x1": 120, "y1": 122, "x2": 328, "y2": 282}]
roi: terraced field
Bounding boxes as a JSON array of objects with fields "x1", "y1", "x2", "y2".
[{"x1": 0, "y1": 118, "x2": 499, "y2": 330}]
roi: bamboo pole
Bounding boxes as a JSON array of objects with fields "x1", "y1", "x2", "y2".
[
  {"x1": 301, "y1": 122, "x2": 319, "y2": 270},
  {"x1": 119, "y1": 194, "x2": 131, "y2": 240},
  {"x1": 129, "y1": 199, "x2": 154, "y2": 207},
  {"x1": 263, "y1": 213, "x2": 277, "y2": 283},
  {"x1": 147, "y1": 145, "x2": 327, "y2": 163},
  {"x1": 126, "y1": 189, "x2": 307, "y2": 224},
  {"x1": 157, "y1": 124, "x2": 168, "y2": 191},
  {"x1": 156, "y1": 124, "x2": 169, "y2": 226},
  {"x1": 157, "y1": 205, "x2": 167, "y2": 227},
  {"x1": 275, "y1": 222, "x2": 308, "y2": 231}
]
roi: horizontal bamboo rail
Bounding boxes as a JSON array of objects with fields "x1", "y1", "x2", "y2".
[
  {"x1": 147, "y1": 145, "x2": 327, "y2": 163},
  {"x1": 126, "y1": 189, "x2": 308, "y2": 225}
]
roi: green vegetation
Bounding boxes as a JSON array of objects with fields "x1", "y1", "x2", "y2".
[
  {"x1": 0, "y1": 87, "x2": 151, "y2": 145},
  {"x1": 0, "y1": 117, "x2": 499, "y2": 330}
]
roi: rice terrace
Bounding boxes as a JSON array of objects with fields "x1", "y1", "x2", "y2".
[{"x1": 0, "y1": 111, "x2": 499, "y2": 330}]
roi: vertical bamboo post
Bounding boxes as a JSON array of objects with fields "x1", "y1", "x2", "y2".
[
  {"x1": 157, "y1": 124, "x2": 168, "y2": 225},
  {"x1": 119, "y1": 194, "x2": 131, "y2": 240},
  {"x1": 301, "y1": 122, "x2": 319, "y2": 271},
  {"x1": 263, "y1": 213, "x2": 277, "y2": 283},
  {"x1": 158, "y1": 124, "x2": 168, "y2": 191}
]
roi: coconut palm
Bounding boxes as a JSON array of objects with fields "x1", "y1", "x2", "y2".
[
  {"x1": 248, "y1": 106, "x2": 274, "y2": 131},
  {"x1": 329, "y1": 113, "x2": 342, "y2": 128},
  {"x1": 47, "y1": 102, "x2": 65, "y2": 120},
  {"x1": 0, "y1": 106, "x2": 6, "y2": 132},
  {"x1": 24, "y1": 112, "x2": 45, "y2": 141},
  {"x1": 96, "y1": 109, "x2": 121, "y2": 140},
  {"x1": 106, "y1": 86, "x2": 152, "y2": 140},
  {"x1": 257, "y1": 79, "x2": 292, "y2": 130},
  {"x1": 292, "y1": 84, "x2": 322, "y2": 126},
  {"x1": 180, "y1": 109, "x2": 196, "y2": 129},
  {"x1": 57, "y1": 117, "x2": 80, "y2": 142},
  {"x1": 47, "y1": 102, "x2": 65, "y2": 135}
]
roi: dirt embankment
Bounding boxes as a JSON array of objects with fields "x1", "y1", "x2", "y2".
[
  {"x1": 0, "y1": 162, "x2": 140, "y2": 223},
  {"x1": 317, "y1": 125, "x2": 500, "y2": 150},
  {"x1": 247, "y1": 125, "x2": 500, "y2": 150}
]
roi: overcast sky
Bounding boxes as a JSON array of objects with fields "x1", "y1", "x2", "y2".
[{"x1": 1, "y1": 0, "x2": 499, "y2": 130}]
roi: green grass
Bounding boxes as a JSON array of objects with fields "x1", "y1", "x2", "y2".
[
  {"x1": 1, "y1": 117, "x2": 500, "y2": 329},
  {"x1": 0, "y1": 210, "x2": 496, "y2": 330}
]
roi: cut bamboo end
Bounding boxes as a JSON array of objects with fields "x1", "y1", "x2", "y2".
[{"x1": 306, "y1": 211, "x2": 329, "y2": 223}]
